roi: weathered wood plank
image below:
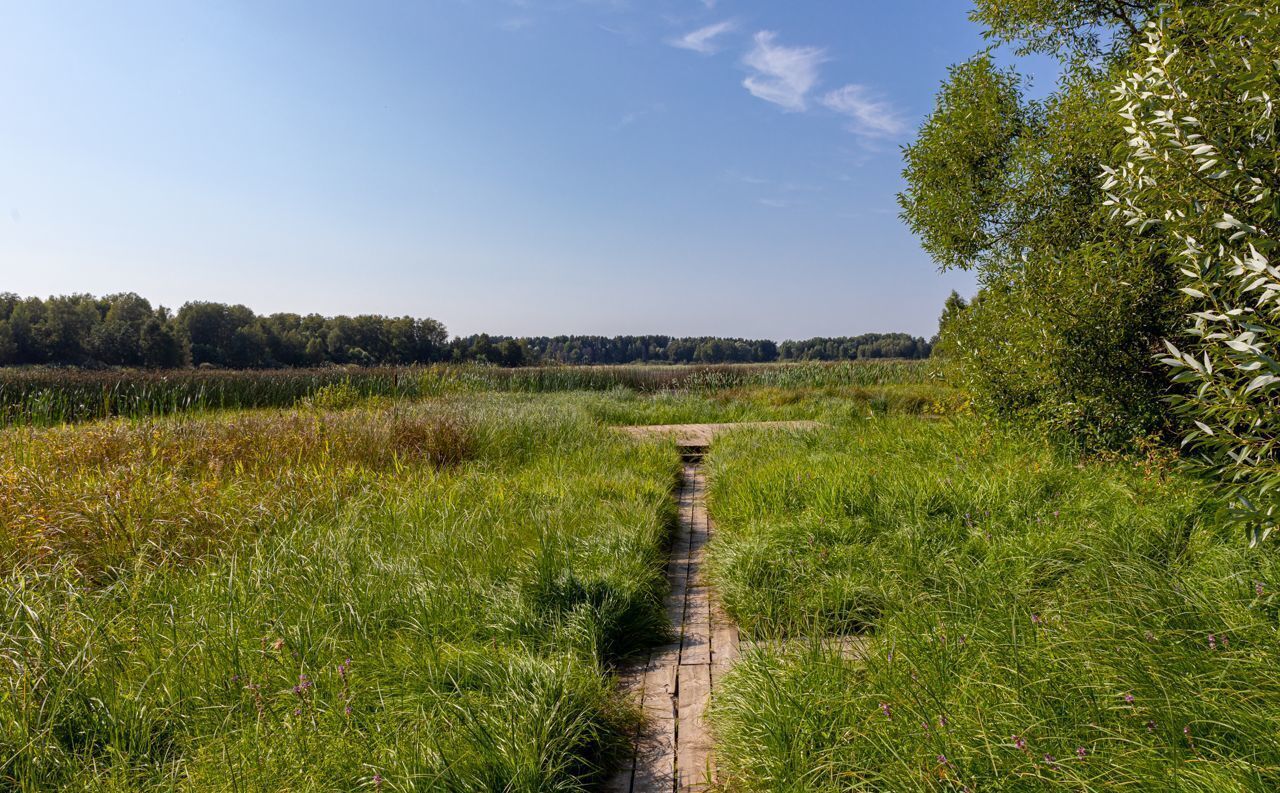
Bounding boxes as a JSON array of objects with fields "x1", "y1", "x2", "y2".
[
  {"x1": 676, "y1": 663, "x2": 713, "y2": 792},
  {"x1": 680, "y1": 585, "x2": 711, "y2": 666}
]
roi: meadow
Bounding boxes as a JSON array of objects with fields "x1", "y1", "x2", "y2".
[
  {"x1": 4, "y1": 361, "x2": 1276, "y2": 791},
  {"x1": 2, "y1": 398, "x2": 685, "y2": 791}
]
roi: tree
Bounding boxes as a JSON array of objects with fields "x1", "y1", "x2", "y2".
[
  {"x1": 0, "y1": 321, "x2": 16, "y2": 365},
  {"x1": 139, "y1": 316, "x2": 187, "y2": 368},
  {"x1": 498, "y1": 339, "x2": 526, "y2": 367},
  {"x1": 901, "y1": 0, "x2": 1183, "y2": 450},
  {"x1": 1106, "y1": 1, "x2": 1280, "y2": 541}
]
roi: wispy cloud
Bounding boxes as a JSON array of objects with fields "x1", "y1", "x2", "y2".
[
  {"x1": 669, "y1": 20, "x2": 736, "y2": 54},
  {"x1": 741, "y1": 31, "x2": 826, "y2": 112},
  {"x1": 820, "y1": 84, "x2": 907, "y2": 139}
]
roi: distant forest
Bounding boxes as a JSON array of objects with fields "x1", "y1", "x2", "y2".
[{"x1": 0, "y1": 293, "x2": 932, "y2": 368}]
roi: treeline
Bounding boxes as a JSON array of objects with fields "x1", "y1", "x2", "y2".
[
  {"x1": 447, "y1": 333, "x2": 930, "y2": 366},
  {"x1": 0, "y1": 293, "x2": 931, "y2": 369},
  {"x1": 0, "y1": 294, "x2": 447, "y2": 369}
]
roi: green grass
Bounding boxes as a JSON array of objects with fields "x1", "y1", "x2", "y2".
[
  {"x1": 705, "y1": 415, "x2": 1280, "y2": 791},
  {"x1": 0, "y1": 396, "x2": 681, "y2": 791},
  {"x1": 19, "y1": 376, "x2": 1265, "y2": 791}
]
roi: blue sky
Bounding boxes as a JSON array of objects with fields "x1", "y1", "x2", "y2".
[{"x1": 0, "y1": 1, "x2": 1049, "y2": 339}]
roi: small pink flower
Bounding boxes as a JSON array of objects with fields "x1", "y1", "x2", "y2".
[
  {"x1": 1075, "y1": 746, "x2": 1087, "y2": 759},
  {"x1": 1012, "y1": 735, "x2": 1027, "y2": 751},
  {"x1": 1124, "y1": 693, "x2": 1135, "y2": 704}
]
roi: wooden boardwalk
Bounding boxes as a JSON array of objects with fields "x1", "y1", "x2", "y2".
[{"x1": 609, "y1": 421, "x2": 821, "y2": 793}]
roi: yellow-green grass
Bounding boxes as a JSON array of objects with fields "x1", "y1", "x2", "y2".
[{"x1": 706, "y1": 416, "x2": 1280, "y2": 791}]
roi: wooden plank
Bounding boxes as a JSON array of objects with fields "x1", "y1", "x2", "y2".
[
  {"x1": 676, "y1": 663, "x2": 713, "y2": 792},
  {"x1": 680, "y1": 585, "x2": 711, "y2": 666},
  {"x1": 644, "y1": 645, "x2": 681, "y2": 706},
  {"x1": 633, "y1": 729, "x2": 676, "y2": 792}
]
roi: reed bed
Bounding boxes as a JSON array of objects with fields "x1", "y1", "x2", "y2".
[{"x1": 0, "y1": 360, "x2": 936, "y2": 426}]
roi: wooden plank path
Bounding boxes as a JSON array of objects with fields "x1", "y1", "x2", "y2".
[{"x1": 608, "y1": 421, "x2": 821, "y2": 793}]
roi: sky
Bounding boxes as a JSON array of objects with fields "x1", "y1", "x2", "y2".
[{"x1": 0, "y1": 1, "x2": 1053, "y2": 340}]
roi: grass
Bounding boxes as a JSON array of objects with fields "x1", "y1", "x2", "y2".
[
  {"x1": 17, "y1": 365, "x2": 1266, "y2": 791},
  {"x1": 705, "y1": 415, "x2": 1280, "y2": 791},
  {"x1": 0, "y1": 360, "x2": 938, "y2": 427},
  {"x1": 0, "y1": 396, "x2": 681, "y2": 791}
]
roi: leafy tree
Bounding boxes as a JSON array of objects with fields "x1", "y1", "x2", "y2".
[
  {"x1": 139, "y1": 316, "x2": 187, "y2": 368},
  {"x1": 901, "y1": 0, "x2": 1183, "y2": 450},
  {"x1": 1106, "y1": 1, "x2": 1280, "y2": 541},
  {"x1": 0, "y1": 321, "x2": 16, "y2": 365}
]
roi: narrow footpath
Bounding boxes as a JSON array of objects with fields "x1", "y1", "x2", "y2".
[{"x1": 608, "y1": 422, "x2": 820, "y2": 792}]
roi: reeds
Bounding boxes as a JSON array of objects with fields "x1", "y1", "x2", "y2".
[{"x1": 0, "y1": 360, "x2": 936, "y2": 426}]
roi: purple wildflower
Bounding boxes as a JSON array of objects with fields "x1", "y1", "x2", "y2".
[
  {"x1": 1031, "y1": 613, "x2": 1043, "y2": 625},
  {"x1": 1012, "y1": 735, "x2": 1027, "y2": 751},
  {"x1": 1146, "y1": 720, "x2": 1157, "y2": 732},
  {"x1": 1043, "y1": 754, "x2": 1057, "y2": 769},
  {"x1": 373, "y1": 772, "x2": 384, "y2": 789},
  {"x1": 938, "y1": 714, "x2": 948, "y2": 728},
  {"x1": 1208, "y1": 633, "x2": 1217, "y2": 650},
  {"x1": 1075, "y1": 746, "x2": 1087, "y2": 759},
  {"x1": 879, "y1": 702, "x2": 892, "y2": 719},
  {"x1": 1124, "y1": 693, "x2": 1135, "y2": 704}
]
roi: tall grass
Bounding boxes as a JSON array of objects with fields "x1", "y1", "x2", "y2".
[
  {"x1": 0, "y1": 360, "x2": 937, "y2": 426},
  {"x1": 705, "y1": 416, "x2": 1280, "y2": 791},
  {"x1": 0, "y1": 397, "x2": 680, "y2": 791}
]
